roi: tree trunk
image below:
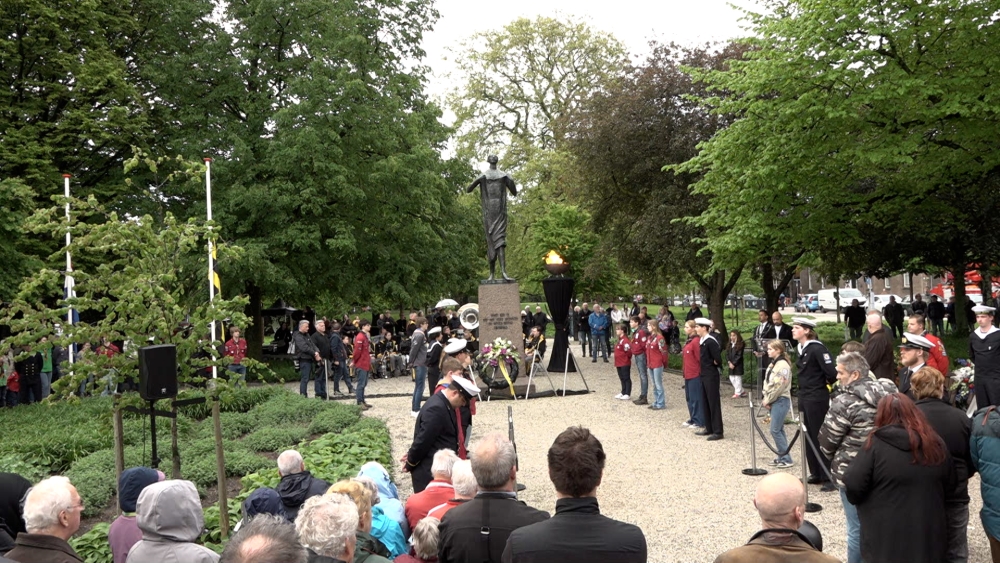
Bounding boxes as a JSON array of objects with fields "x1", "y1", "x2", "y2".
[
  {"x1": 953, "y1": 265, "x2": 969, "y2": 337},
  {"x1": 246, "y1": 282, "x2": 264, "y2": 360},
  {"x1": 761, "y1": 262, "x2": 778, "y2": 313},
  {"x1": 692, "y1": 266, "x2": 745, "y2": 348}
]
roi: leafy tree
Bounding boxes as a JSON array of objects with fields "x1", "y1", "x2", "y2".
[
  {"x1": 2, "y1": 183, "x2": 250, "y2": 396},
  {"x1": 681, "y1": 0, "x2": 1000, "y2": 335},
  {"x1": 568, "y1": 43, "x2": 749, "y2": 333}
]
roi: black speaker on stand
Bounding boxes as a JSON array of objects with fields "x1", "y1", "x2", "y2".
[{"x1": 138, "y1": 345, "x2": 178, "y2": 469}]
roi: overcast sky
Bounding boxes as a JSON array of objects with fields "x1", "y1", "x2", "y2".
[{"x1": 421, "y1": 0, "x2": 760, "y2": 106}]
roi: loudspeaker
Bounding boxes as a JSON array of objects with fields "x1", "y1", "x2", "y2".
[{"x1": 139, "y1": 344, "x2": 178, "y2": 400}]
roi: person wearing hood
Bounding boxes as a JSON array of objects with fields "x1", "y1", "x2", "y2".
[
  {"x1": 327, "y1": 481, "x2": 394, "y2": 563},
  {"x1": 108, "y1": 467, "x2": 162, "y2": 563},
  {"x1": 818, "y1": 351, "x2": 897, "y2": 563},
  {"x1": 0, "y1": 472, "x2": 31, "y2": 554},
  {"x1": 234, "y1": 487, "x2": 286, "y2": 532},
  {"x1": 971, "y1": 403, "x2": 1000, "y2": 562},
  {"x1": 125, "y1": 479, "x2": 219, "y2": 563},
  {"x1": 844, "y1": 393, "x2": 957, "y2": 563},
  {"x1": 357, "y1": 462, "x2": 408, "y2": 538},
  {"x1": 277, "y1": 450, "x2": 331, "y2": 522}
]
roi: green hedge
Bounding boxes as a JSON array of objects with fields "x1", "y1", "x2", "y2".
[{"x1": 243, "y1": 426, "x2": 310, "y2": 453}]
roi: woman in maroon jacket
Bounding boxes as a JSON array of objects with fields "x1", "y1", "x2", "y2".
[
  {"x1": 681, "y1": 321, "x2": 704, "y2": 430},
  {"x1": 613, "y1": 324, "x2": 633, "y2": 401},
  {"x1": 646, "y1": 320, "x2": 668, "y2": 411}
]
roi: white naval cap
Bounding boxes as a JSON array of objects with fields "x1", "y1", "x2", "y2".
[
  {"x1": 450, "y1": 375, "x2": 480, "y2": 398},
  {"x1": 428, "y1": 326, "x2": 442, "y2": 336},
  {"x1": 973, "y1": 305, "x2": 996, "y2": 315},
  {"x1": 899, "y1": 332, "x2": 933, "y2": 350},
  {"x1": 694, "y1": 317, "x2": 712, "y2": 327},
  {"x1": 791, "y1": 317, "x2": 816, "y2": 328},
  {"x1": 444, "y1": 338, "x2": 469, "y2": 355}
]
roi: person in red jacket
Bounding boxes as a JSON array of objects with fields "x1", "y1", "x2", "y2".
[
  {"x1": 629, "y1": 316, "x2": 650, "y2": 405},
  {"x1": 681, "y1": 320, "x2": 705, "y2": 430},
  {"x1": 907, "y1": 313, "x2": 948, "y2": 374},
  {"x1": 353, "y1": 321, "x2": 373, "y2": 410},
  {"x1": 224, "y1": 327, "x2": 248, "y2": 380},
  {"x1": 613, "y1": 324, "x2": 633, "y2": 400},
  {"x1": 645, "y1": 319, "x2": 668, "y2": 411}
]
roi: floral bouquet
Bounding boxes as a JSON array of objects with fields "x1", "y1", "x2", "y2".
[
  {"x1": 480, "y1": 337, "x2": 518, "y2": 368},
  {"x1": 950, "y1": 360, "x2": 975, "y2": 411}
]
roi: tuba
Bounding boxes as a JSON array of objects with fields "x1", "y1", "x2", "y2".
[{"x1": 458, "y1": 303, "x2": 479, "y2": 330}]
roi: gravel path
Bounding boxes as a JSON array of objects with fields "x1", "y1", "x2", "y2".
[{"x1": 298, "y1": 359, "x2": 990, "y2": 562}]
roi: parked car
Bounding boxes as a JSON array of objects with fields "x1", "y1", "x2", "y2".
[
  {"x1": 817, "y1": 288, "x2": 867, "y2": 313},
  {"x1": 870, "y1": 294, "x2": 905, "y2": 313},
  {"x1": 795, "y1": 294, "x2": 820, "y2": 312}
]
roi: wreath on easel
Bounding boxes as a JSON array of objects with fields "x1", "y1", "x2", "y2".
[{"x1": 476, "y1": 337, "x2": 520, "y2": 393}]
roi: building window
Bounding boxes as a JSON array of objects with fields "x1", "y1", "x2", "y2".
[{"x1": 903, "y1": 273, "x2": 911, "y2": 289}]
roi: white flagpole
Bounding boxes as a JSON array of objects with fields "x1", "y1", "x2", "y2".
[
  {"x1": 63, "y1": 174, "x2": 74, "y2": 367},
  {"x1": 205, "y1": 158, "x2": 217, "y2": 379}
]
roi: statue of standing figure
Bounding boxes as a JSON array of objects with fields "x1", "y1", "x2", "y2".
[{"x1": 467, "y1": 155, "x2": 517, "y2": 282}]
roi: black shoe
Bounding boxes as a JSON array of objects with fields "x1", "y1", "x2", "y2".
[
  {"x1": 807, "y1": 475, "x2": 822, "y2": 485},
  {"x1": 820, "y1": 482, "x2": 837, "y2": 492},
  {"x1": 592, "y1": 359, "x2": 597, "y2": 363},
  {"x1": 603, "y1": 359, "x2": 609, "y2": 363},
  {"x1": 633, "y1": 397, "x2": 648, "y2": 405},
  {"x1": 707, "y1": 434, "x2": 724, "y2": 441},
  {"x1": 694, "y1": 430, "x2": 711, "y2": 436}
]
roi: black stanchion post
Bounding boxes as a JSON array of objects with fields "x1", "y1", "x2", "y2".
[
  {"x1": 798, "y1": 415, "x2": 823, "y2": 513},
  {"x1": 742, "y1": 393, "x2": 767, "y2": 476}
]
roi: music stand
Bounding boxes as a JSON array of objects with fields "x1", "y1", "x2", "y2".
[{"x1": 524, "y1": 350, "x2": 556, "y2": 399}]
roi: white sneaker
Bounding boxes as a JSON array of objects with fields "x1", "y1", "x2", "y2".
[
  {"x1": 681, "y1": 421, "x2": 693, "y2": 428},
  {"x1": 614, "y1": 393, "x2": 624, "y2": 399},
  {"x1": 619, "y1": 395, "x2": 630, "y2": 401},
  {"x1": 410, "y1": 411, "x2": 419, "y2": 418}
]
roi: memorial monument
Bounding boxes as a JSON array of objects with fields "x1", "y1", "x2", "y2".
[{"x1": 467, "y1": 156, "x2": 527, "y2": 395}]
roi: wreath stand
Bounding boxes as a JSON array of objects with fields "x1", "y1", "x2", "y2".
[
  {"x1": 560, "y1": 346, "x2": 589, "y2": 396},
  {"x1": 525, "y1": 350, "x2": 557, "y2": 399}
]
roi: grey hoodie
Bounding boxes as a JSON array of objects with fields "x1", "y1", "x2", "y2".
[{"x1": 126, "y1": 480, "x2": 219, "y2": 563}]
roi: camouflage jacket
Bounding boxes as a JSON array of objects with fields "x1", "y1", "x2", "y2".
[{"x1": 818, "y1": 377, "x2": 898, "y2": 485}]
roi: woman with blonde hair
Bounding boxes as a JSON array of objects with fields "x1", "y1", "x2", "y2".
[
  {"x1": 327, "y1": 481, "x2": 399, "y2": 562},
  {"x1": 762, "y1": 340, "x2": 794, "y2": 468}
]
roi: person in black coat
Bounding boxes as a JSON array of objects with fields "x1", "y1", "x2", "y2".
[
  {"x1": 439, "y1": 433, "x2": 549, "y2": 563},
  {"x1": 790, "y1": 318, "x2": 837, "y2": 490},
  {"x1": 912, "y1": 368, "x2": 975, "y2": 563},
  {"x1": 403, "y1": 377, "x2": 479, "y2": 493},
  {"x1": 727, "y1": 331, "x2": 746, "y2": 398},
  {"x1": 14, "y1": 349, "x2": 43, "y2": 405},
  {"x1": 0, "y1": 472, "x2": 30, "y2": 553},
  {"x1": 764, "y1": 312, "x2": 793, "y2": 342},
  {"x1": 844, "y1": 393, "x2": 957, "y2": 563},
  {"x1": 501, "y1": 427, "x2": 646, "y2": 563},
  {"x1": 694, "y1": 318, "x2": 724, "y2": 440}
]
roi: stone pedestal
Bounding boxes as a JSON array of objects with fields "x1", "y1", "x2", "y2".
[{"x1": 478, "y1": 282, "x2": 524, "y2": 362}]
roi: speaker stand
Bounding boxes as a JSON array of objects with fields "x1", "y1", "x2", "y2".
[{"x1": 149, "y1": 400, "x2": 160, "y2": 470}]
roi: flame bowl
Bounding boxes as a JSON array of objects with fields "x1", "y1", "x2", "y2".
[{"x1": 544, "y1": 262, "x2": 570, "y2": 276}]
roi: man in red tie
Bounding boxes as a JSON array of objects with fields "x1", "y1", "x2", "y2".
[{"x1": 401, "y1": 375, "x2": 479, "y2": 493}]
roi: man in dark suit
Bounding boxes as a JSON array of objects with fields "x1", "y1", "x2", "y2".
[
  {"x1": 844, "y1": 299, "x2": 867, "y2": 340},
  {"x1": 766, "y1": 312, "x2": 793, "y2": 342},
  {"x1": 403, "y1": 376, "x2": 480, "y2": 493},
  {"x1": 439, "y1": 433, "x2": 549, "y2": 563}
]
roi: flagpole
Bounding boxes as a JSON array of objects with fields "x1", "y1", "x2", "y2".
[
  {"x1": 63, "y1": 174, "x2": 75, "y2": 367},
  {"x1": 205, "y1": 158, "x2": 217, "y2": 379}
]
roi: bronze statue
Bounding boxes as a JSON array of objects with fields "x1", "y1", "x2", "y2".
[{"x1": 467, "y1": 155, "x2": 517, "y2": 282}]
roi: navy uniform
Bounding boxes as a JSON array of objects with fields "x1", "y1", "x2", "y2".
[
  {"x1": 405, "y1": 375, "x2": 479, "y2": 493},
  {"x1": 897, "y1": 332, "x2": 933, "y2": 398},
  {"x1": 792, "y1": 318, "x2": 837, "y2": 485},
  {"x1": 695, "y1": 318, "x2": 724, "y2": 440},
  {"x1": 970, "y1": 305, "x2": 1000, "y2": 407}
]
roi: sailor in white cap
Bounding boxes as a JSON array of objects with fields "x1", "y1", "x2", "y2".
[
  {"x1": 897, "y1": 332, "x2": 934, "y2": 397},
  {"x1": 443, "y1": 338, "x2": 476, "y2": 445},
  {"x1": 970, "y1": 304, "x2": 1000, "y2": 407},
  {"x1": 693, "y1": 318, "x2": 724, "y2": 440},
  {"x1": 791, "y1": 316, "x2": 837, "y2": 491},
  {"x1": 403, "y1": 371, "x2": 480, "y2": 493},
  {"x1": 425, "y1": 327, "x2": 444, "y2": 398}
]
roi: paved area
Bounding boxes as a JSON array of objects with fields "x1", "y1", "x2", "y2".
[{"x1": 295, "y1": 358, "x2": 989, "y2": 562}]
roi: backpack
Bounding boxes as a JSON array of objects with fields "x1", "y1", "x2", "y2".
[{"x1": 7, "y1": 371, "x2": 19, "y2": 393}]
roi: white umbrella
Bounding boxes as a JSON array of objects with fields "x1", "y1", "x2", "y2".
[{"x1": 436, "y1": 298, "x2": 459, "y2": 309}]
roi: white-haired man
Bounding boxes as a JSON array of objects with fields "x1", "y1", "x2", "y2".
[
  {"x1": 427, "y1": 460, "x2": 477, "y2": 520},
  {"x1": 862, "y1": 312, "x2": 895, "y2": 381},
  {"x1": 276, "y1": 450, "x2": 331, "y2": 522},
  {"x1": 404, "y1": 449, "x2": 459, "y2": 530},
  {"x1": 295, "y1": 493, "x2": 359, "y2": 563},
  {"x1": 6, "y1": 476, "x2": 84, "y2": 563}
]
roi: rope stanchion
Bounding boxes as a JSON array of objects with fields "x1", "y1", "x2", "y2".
[
  {"x1": 793, "y1": 403, "x2": 823, "y2": 513},
  {"x1": 742, "y1": 393, "x2": 767, "y2": 476}
]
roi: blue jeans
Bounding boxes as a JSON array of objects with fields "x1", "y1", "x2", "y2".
[
  {"x1": 769, "y1": 397, "x2": 793, "y2": 464},
  {"x1": 334, "y1": 362, "x2": 353, "y2": 393},
  {"x1": 840, "y1": 488, "x2": 863, "y2": 563},
  {"x1": 650, "y1": 366, "x2": 665, "y2": 408},
  {"x1": 684, "y1": 377, "x2": 705, "y2": 426},
  {"x1": 227, "y1": 364, "x2": 246, "y2": 382},
  {"x1": 355, "y1": 369, "x2": 369, "y2": 404},
  {"x1": 635, "y1": 354, "x2": 648, "y2": 398},
  {"x1": 591, "y1": 332, "x2": 608, "y2": 360},
  {"x1": 41, "y1": 371, "x2": 52, "y2": 398},
  {"x1": 412, "y1": 366, "x2": 427, "y2": 412},
  {"x1": 299, "y1": 359, "x2": 314, "y2": 397}
]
